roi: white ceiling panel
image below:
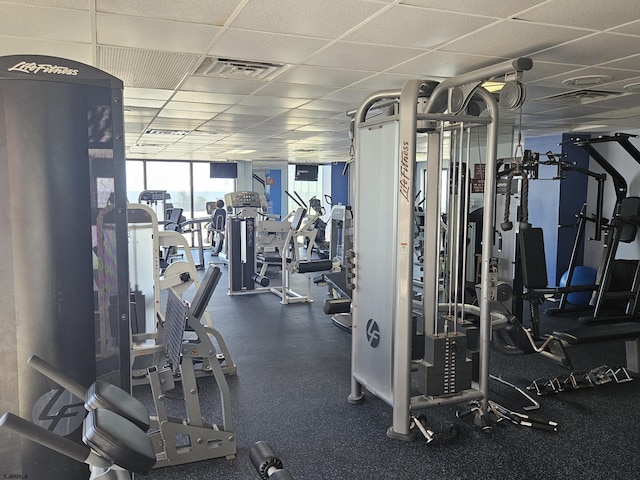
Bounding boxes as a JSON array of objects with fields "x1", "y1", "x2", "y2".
[
  {"x1": 229, "y1": 0, "x2": 387, "y2": 39},
  {"x1": 96, "y1": 0, "x2": 242, "y2": 26},
  {"x1": 255, "y1": 82, "x2": 336, "y2": 99},
  {"x1": 517, "y1": 0, "x2": 640, "y2": 30},
  {"x1": 350, "y1": 72, "x2": 425, "y2": 90},
  {"x1": 276, "y1": 65, "x2": 373, "y2": 87},
  {"x1": 533, "y1": 33, "x2": 640, "y2": 67},
  {"x1": 163, "y1": 101, "x2": 229, "y2": 113},
  {"x1": 0, "y1": 36, "x2": 93, "y2": 64},
  {"x1": 210, "y1": 29, "x2": 330, "y2": 64},
  {"x1": 304, "y1": 42, "x2": 423, "y2": 71},
  {"x1": 96, "y1": 13, "x2": 220, "y2": 53},
  {"x1": 345, "y1": 5, "x2": 495, "y2": 48},
  {"x1": 399, "y1": 0, "x2": 547, "y2": 18},
  {"x1": 0, "y1": 3, "x2": 91, "y2": 42},
  {"x1": 390, "y1": 51, "x2": 502, "y2": 78},
  {"x1": 441, "y1": 19, "x2": 591, "y2": 58}
]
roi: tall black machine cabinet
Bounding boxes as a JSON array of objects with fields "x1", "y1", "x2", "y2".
[{"x1": 0, "y1": 55, "x2": 129, "y2": 479}]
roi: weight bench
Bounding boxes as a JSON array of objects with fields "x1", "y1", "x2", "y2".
[{"x1": 552, "y1": 323, "x2": 640, "y2": 374}]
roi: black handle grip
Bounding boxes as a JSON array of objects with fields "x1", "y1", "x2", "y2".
[{"x1": 0, "y1": 412, "x2": 90, "y2": 463}]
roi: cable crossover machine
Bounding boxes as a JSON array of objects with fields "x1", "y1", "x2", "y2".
[{"x1": 348, "y1": 57, "x2": 533, "y2": 439}]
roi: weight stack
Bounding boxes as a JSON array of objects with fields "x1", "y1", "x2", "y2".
[{"x1": 417, "y1": 332, "x2": 472, "y2": 397}]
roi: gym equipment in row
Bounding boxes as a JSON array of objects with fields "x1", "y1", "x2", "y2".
[
  {"x1": 348, "y1": 57, "x2": 533, "y2": 439},
  {"x1": 250, "y1": 442, "x2": 294, "y2": 480}
]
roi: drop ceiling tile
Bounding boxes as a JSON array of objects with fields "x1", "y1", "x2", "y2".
[
  {"x1": 172, "y1": 91, "x2": 246, "y2": 104},
  {"x1": 611, "y1": 20, "x2": 640, "y2": 36},
  {"x1": 256, "y1": 82, "x2": 336, "y2": 99},
  {"x1": 350, "y1": 72, "x2": 423, "y2": 90},
  {"x1": 516, "y1": 0, "x2": 640, "y2": 30},
  {"x1": 441, "y1": 19, "x2": 591, "y2": 58},
  {"x1": 230, "y1": 0, "x2": 386, "y2": 39},
  {"x1": 525, "y1": 61, "x2": 583, "y2": 83},
  {"x1": 157, "y1": 109, "x2": 214, "y2": 120},
  {"x1": 124, "y1": 87, "x2": 174, "y2": 100},
  {"x1": 321, "y1": 88, "x2": 372, "y2": 104},
  {"x1": 181, "y1": 76, "x2": 266, "y2": 94},
  {"x1": 345, "y1": 4, "x2": 494, "y2": 48},
  {"x1": 210, "y1": 29, "x2": 329, "y2": 64},
  {"x1": 399, "y1": 0, "x2": 547, "y2": 17},
  {"x1": 0, "y1": 3, "x2": 91, "y2": 42},
  {"x1": 393, "y1": 51, "x2": 505, "y2": 78},
  {"x1": 0, "y1": 37, "x2": 93, "y2": 64},
  {"x1": 124, "y1": 98, "x2": 166, "y2": 109},
  {"x1": 298, "y1": 99, "x2": 352, "y2": 113},
  {"x1": 223, "y1": 105, "x2": 291, "y2": 117},
  {"x1": 96, "y1": 0, "x2": 241, "y2": 25},
  {"x1": 276, "y1": 65, "x2": 374, "y2": 87},
  {"x1": 164, "y1": 101, "x2": 229, "y2": 113},
  {"x1": 533, "y1": 33, "x2": 640, "y2": 66},
  {"x1": 96, "y1": 13, "x2": 219, "y2": 53},
  {"x1": 239, "y1": 95, "x2": 309, "y2": 109},
  {"x1": 600, "y1": 54, "x2": 640, "y2": 72},
  {"x1": 305, "y1": 42, "x2": 423, "y2": 71}
]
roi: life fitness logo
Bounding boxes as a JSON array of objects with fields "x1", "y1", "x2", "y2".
[
  {"x1": 8, "y1": 61, "x2": 79, "y2": 76},
  {"x1": 32, "y1": 388, "x2": 85, "y2": 435},
  {"x1": 366, "y1": 318, "x2": 380, "y2": 348}
]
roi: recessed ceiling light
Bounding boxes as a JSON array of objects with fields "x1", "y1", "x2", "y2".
[
  {"x1": 482, "y1": 81, "x2": 505, "y2": 93},
  {"x1": 562, "y1": 75, "x2": 613, "y2": 87},
  {"x1": 623, "y1": 82, "x2": 640, "y2": 91}
]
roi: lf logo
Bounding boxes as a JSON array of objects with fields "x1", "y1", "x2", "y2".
[
  {"x1": 32, "y1": 388, "x2": 85, "y2": 435},
  {"x1": 366, "y1": 319, "x2": 380, "y2": 348}
]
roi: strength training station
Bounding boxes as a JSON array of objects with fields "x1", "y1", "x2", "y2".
[{"x1": 3, "y1": 1, "x2": 640, "y2": 479}]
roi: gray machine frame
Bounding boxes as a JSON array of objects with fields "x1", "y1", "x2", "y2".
[{"x1": 349, "y1": 58, "x2": 532, "y2": 439}]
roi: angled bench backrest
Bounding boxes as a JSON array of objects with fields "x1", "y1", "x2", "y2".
[{"x1": 190, "y1": 266, "x2": 222, "y2": 320}]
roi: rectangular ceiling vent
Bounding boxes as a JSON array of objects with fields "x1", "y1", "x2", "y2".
[
  {"x1": 538, "y1": 89, "x2": 626, "y2": 105},
  {"x1": 195, "y1": 57, "x2": 288, "y2": 81},
  {"x1": 144, "y1": 129, "x2": 188, "y2": 136}
]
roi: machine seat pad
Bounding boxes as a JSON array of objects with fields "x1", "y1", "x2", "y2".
[
  {"x1": 83, "y1": 408, "x2": 156, "y2": 475},
  {"x1": 553, "y1": 322, "x2": 640, "y2": 345},
  {"x1": 85, "y1": 380, "x2": 150, "y2": 431}
]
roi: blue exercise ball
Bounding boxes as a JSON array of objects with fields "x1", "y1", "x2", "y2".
[{"x1": 559, "y1": 266, "x2": 597, "y2": 305}]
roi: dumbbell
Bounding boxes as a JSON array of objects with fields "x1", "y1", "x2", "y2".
[{"x1": 249, "y1": 441, "x2": 294, "y2": 480}]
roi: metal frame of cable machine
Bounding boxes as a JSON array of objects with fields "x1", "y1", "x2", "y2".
[{"x1": 348, "y1": 58, "x2": 533, "y2": 439}]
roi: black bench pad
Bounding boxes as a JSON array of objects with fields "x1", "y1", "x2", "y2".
[{"x1": 553, "y1": 322, "x2": 640, "y2": 345}]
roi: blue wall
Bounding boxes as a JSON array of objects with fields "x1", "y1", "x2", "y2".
[
  {"x1": 331, "y1": 162, "x2": 349, "y2": 205},
  {"x1": 524, "y1": 133, "x2": 590, "y2": 284}
]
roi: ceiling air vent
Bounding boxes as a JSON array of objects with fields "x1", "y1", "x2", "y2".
[
  {"x1": 195, "y1": 57, "x2": 288, "y2": 81},
  {"x1": 538, "y1": 89, "x2": 625, "y2": 105},
  {"x1": 144, "y1": 129, "x2": 188, "y2": 136}
]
